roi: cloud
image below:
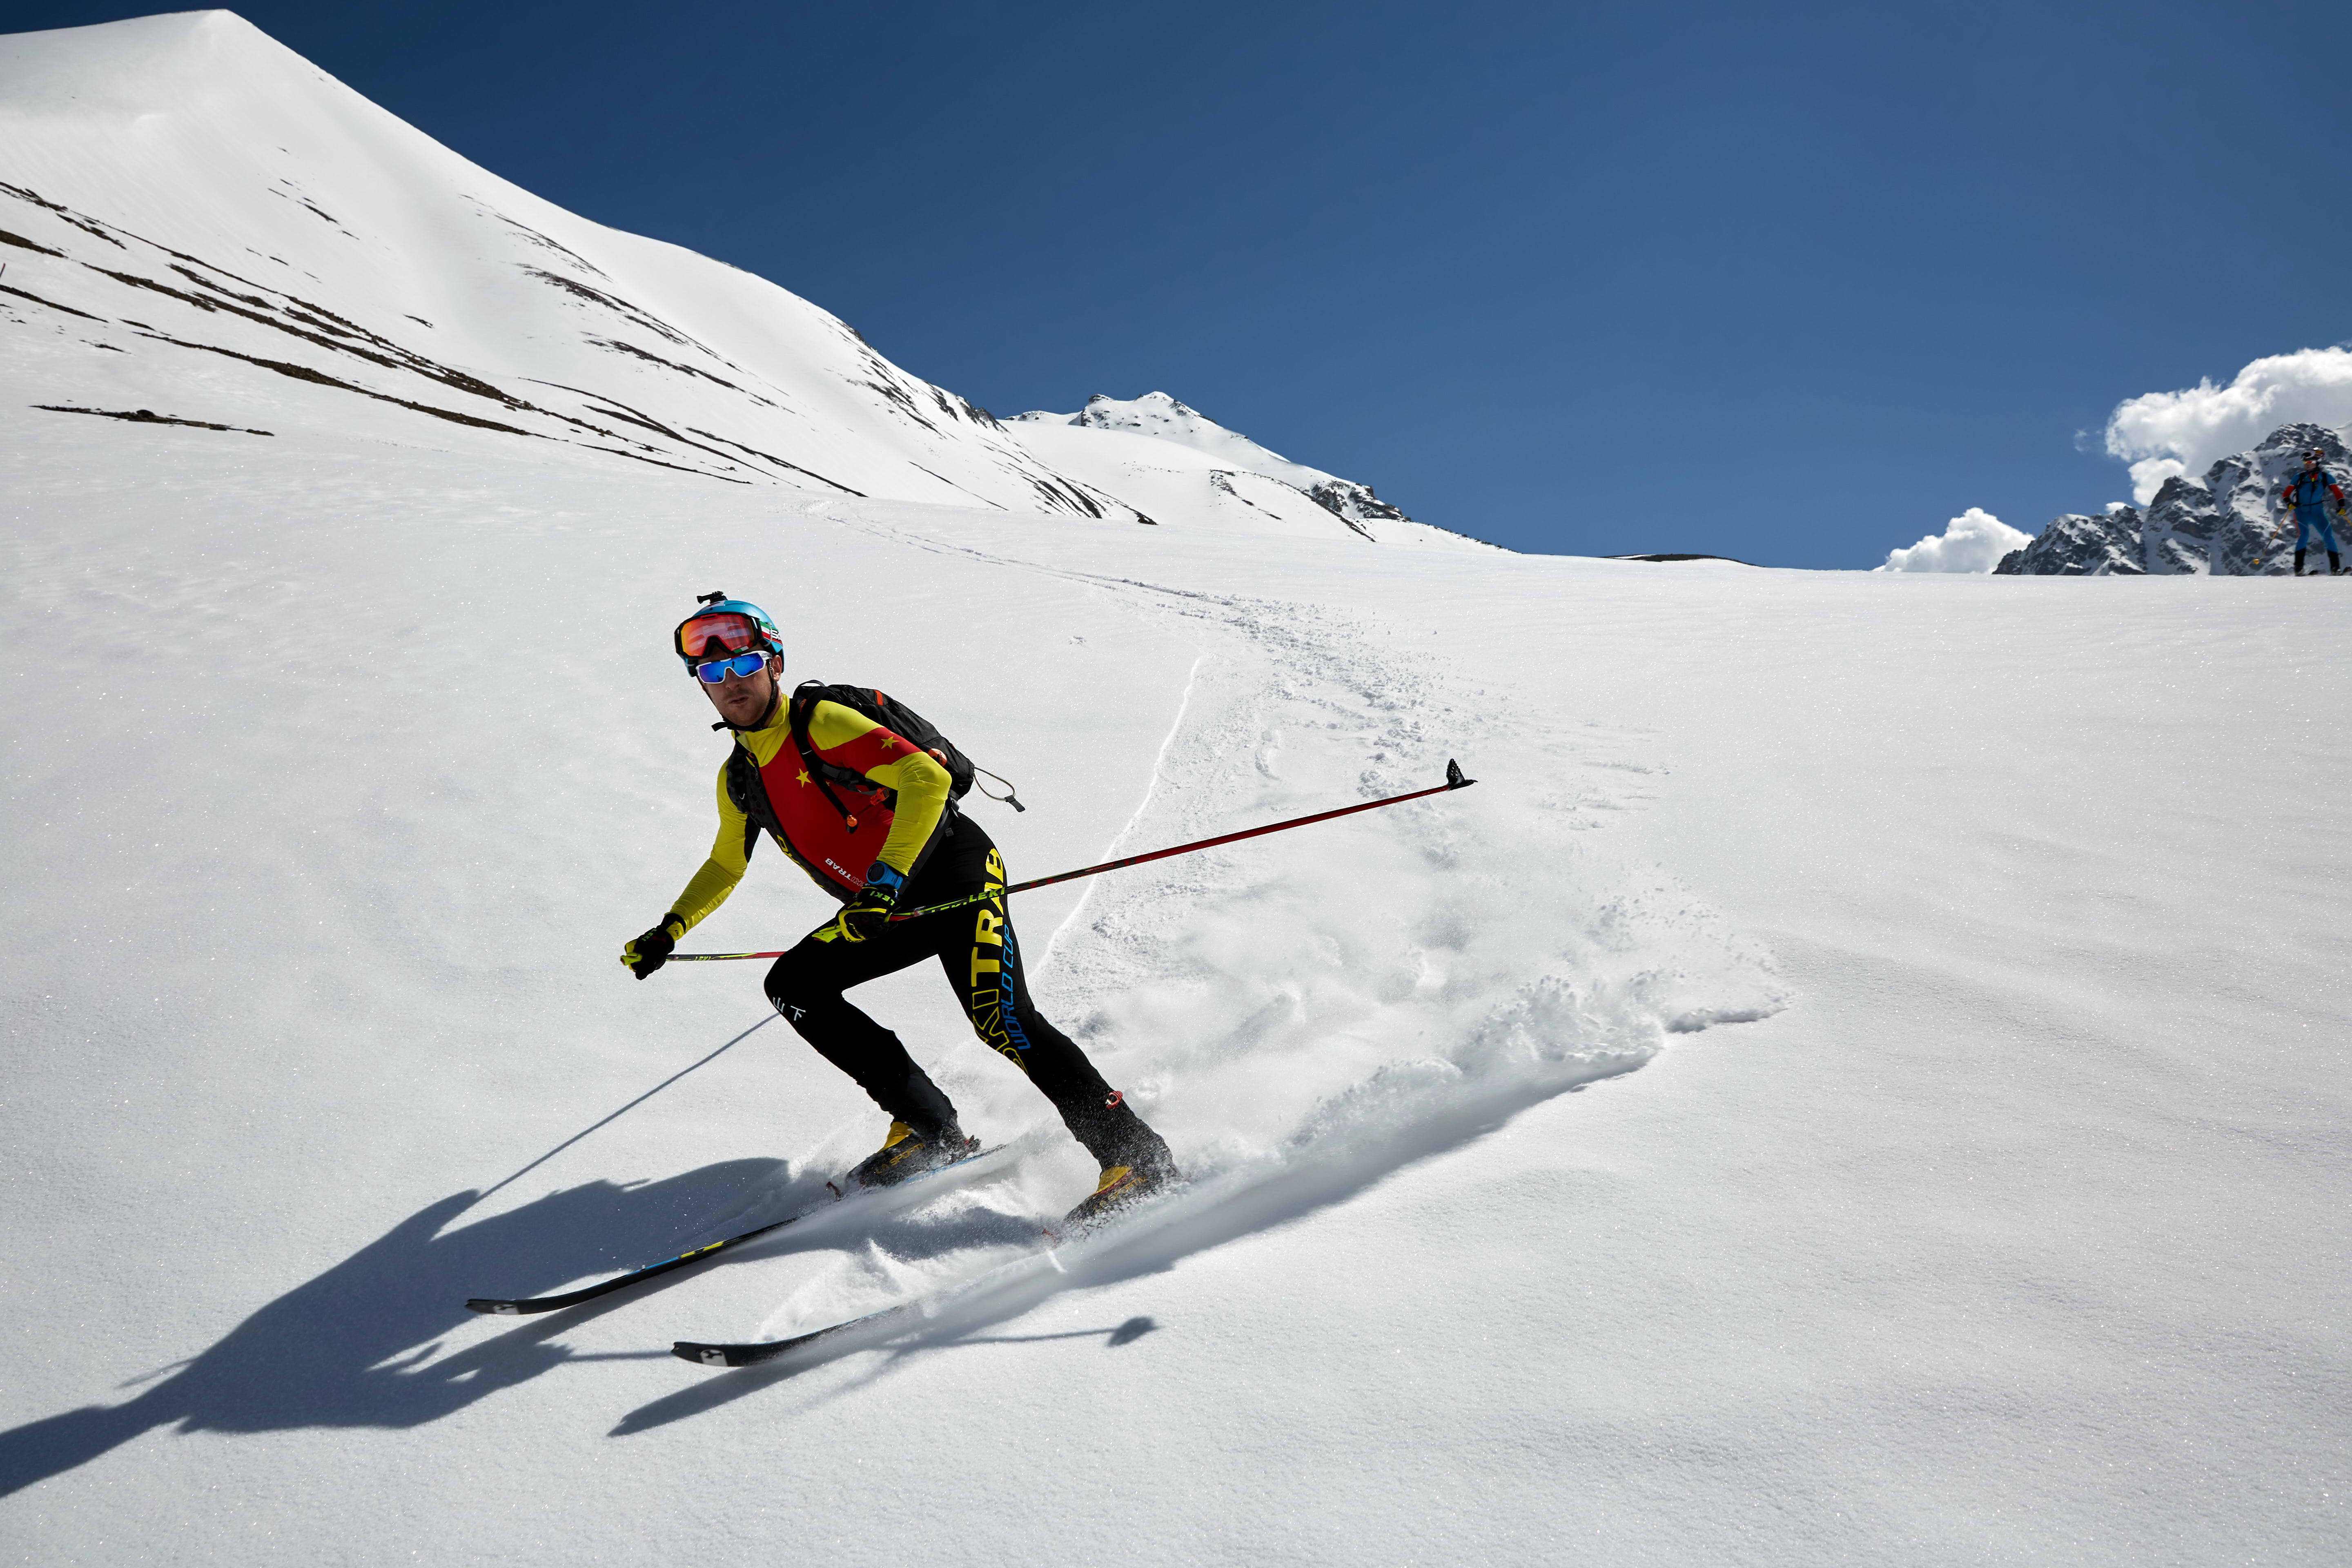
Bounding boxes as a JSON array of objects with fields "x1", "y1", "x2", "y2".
[
  {"x1": 1876, "y1": 508, "x2": 2031, "y2": 573},
  {"x1": 2104, "y1": 345, "x2": 2352, "y2": 503}
]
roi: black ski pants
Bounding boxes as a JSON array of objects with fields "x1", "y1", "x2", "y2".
[{"x1": 764, "y1": 816, "x2": 1145, "y2": 1166}]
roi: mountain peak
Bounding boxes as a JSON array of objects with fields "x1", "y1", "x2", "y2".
[
  {"x1": 1998, "y1": 418, "x2": 2350, "y2": 574},
  {"x1": 0, "y1": 10, "x2": 302, "y2": 105},
  {"x1": 0, "y1": 11, "x2": 1146, "y2": 517},
  {"x1": 1030, "y1": 391, "x2": 1305, "y2": 470},
  {"x1": 1005, "y1": 390, "x2": 1492, "y2": 550}
]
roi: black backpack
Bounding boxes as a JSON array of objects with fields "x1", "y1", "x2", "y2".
[{"x1": 786, "y1": 681, "x2": 995, "y2": 824}]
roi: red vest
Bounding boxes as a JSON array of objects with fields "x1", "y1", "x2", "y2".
[
  {"x1": 725, "y1": 710, "x2": 933, "y2": 899},
  {"x1": 753, "y1": 742, "x2": 896, "y2": 897}
]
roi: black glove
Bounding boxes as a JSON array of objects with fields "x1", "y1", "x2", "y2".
[
  {"x1": 622, "y1": 914, "x2": 686, "y2": 978},
  {"x1": 816, "y1": 865, "x2": 904, "y2": 944}
]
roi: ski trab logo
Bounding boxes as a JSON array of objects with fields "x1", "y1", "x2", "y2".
[{"x1": 966, "y1": 848, "x2": 1031, "y2": 1061}]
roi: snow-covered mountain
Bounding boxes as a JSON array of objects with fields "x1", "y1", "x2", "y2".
[
  {"x1": 1996, "y1": 421, "x2": 2350, "y2": 574},
  {"x1": 0, "y1": 10, "x2": 1147, "y2": 517},
  {"x1": 1009, "y1": 392, "x2": 1490, "y2": 549}
]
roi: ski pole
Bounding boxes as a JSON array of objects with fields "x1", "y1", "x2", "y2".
[{"x1": 668, "y1": 759, "x2": 1477, "y2": 962}]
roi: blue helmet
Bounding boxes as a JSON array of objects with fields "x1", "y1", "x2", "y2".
[{"x1": 673, "y1": 591, "x2": 784, "y2": 674}]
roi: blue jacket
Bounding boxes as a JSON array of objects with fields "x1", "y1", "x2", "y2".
[{"x1": 2281, "y1": 466, "x2": 2346, "y2": 514}]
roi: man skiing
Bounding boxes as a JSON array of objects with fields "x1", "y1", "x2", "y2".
[
  {"x1": 2279, "y1": 448, "x2": 2348, "y2": 576},
  {"x1": 620, "y1": 594, "x2": 1177, "y2": 1227}
]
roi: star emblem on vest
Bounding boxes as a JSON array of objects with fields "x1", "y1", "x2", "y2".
[{"x1": 796, "y1": 769, "x2": 811, "y2": 786}]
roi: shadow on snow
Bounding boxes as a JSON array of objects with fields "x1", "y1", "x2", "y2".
[
  {"x1": 1, "y1": 1037, "x2": 1649, "y2": 1492},
  {"x1": 608, "y1": 1055, "x2": 1640, "y2": 1436},
  {"x1": 0, "y1": 1153, "x2": 820, "y2": 1499}
]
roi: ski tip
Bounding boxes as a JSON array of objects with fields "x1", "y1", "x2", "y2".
[
  {"x1": 671, "y1": 1341, "x2": 740, "y2": 1368},
  {"x1": 1446, "y1": 758, "x2": 1477, "y2": 789},
  {"x1": 465, "y1": 1298, "x2": 524, "y2": 1316}
]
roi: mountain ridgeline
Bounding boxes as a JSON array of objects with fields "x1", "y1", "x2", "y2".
[
  {"x1": 1010, "y1": 393, "x2": 1492, "y2": 551},
  {"x1": 0, "y1": 12, "x2": 1464, "y2": 549},
  {"x1": 1996, "y1": 423, "x2": 2351, "y2": 575}
]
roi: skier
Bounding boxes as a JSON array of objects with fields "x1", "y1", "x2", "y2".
[
  {"x1": 619, "y1": 594, "x2": 1177, "y2": 1227},
  {"x1": 2279, "y1": 448, "x2": 2349, "y2": 576}
]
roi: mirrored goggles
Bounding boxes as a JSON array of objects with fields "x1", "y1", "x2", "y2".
[
  {"x1": 675, "y1": 611, "x2": 766, "y2": 663},
  {"x1": 692, "y1": 652, "x2": 769, "y2": 684}
]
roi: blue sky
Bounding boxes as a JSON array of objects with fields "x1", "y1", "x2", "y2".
[{"x1": 19, "y1": 1, "x2": 2352, "y2": 563}]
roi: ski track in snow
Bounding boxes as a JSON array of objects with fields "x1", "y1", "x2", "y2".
[
  {"x1": 682, "y1": 517, "x2": 1788, "y2": 1385},
  {"x1": 1038, "y1": 647, "x2": 1208, "y2": 966}
]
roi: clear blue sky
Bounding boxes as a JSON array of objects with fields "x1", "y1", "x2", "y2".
[{"x1": 20, "y1": 1, "x2": 2352, "y2": 563}]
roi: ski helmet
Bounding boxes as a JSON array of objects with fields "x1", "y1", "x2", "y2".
[{"x1": 674, "y1": 590, "x2": 784, "y2": 675}]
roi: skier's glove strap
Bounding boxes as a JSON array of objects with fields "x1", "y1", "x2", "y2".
[
  {"x1": 816, "y1": 865, "x2": 903, "y2": 944},
  {"x1": 623, "y1": 914, "x2": 686, "y2": 978}
]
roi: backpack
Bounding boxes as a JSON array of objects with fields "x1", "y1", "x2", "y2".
[
  {"x1": 787, "y1": 681, "x2": 984, "y2": 824},
  {"x1": 2286, "y1": 468, "x2": 2340, "y2": 509}
]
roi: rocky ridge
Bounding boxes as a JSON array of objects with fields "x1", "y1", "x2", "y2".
[
  {"x1": 1997, "y1": 422, "x2": 2350, "y2": 575},
  {"x1": 1011, "y1": 391, "x2": 1463, "y2": 544}
]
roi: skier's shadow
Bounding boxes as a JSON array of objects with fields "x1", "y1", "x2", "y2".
[
  {"x1": 611, "y1": 1065, "x2": 1642, "y2": 1436},
  {"x1": 0, "y1": 1157, "x2": 804, "y2": 1500}
]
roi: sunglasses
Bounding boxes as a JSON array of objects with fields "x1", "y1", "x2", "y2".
[{"x1": 692, "y1": 653, "x2": 769, "y2": 684}]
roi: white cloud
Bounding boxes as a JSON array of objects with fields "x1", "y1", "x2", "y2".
[
  {"x1": 2104, "y1": 345, "x2": 2352, "y2": 504},
  {"x1": 1877, "y1": 508, "x2": 2031, "y2": 573}
]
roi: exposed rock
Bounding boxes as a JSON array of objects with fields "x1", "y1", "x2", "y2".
[
  {"x1": 2003, "y1": 421, "x2": 2351, "y2": 575},
  {"x1": 34, "y1": 403, "x2": 272, "y2": 434},
  {"x1": 1996, "y1": 508, "x2": 2143, "y2": 575},
  {"x1": 1010, "y1": 390, "x2": 1492, "y2": 548},
  {"x1": 1304, "y1": 478, "x2": 1408, "y2": 530}
]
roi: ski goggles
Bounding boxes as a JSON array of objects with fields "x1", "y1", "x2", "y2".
[
  {"x1": 691, "y1": 652, "x2": 769, "y2": 684},
  {"x1": 675, "y1": 611, "x2": 768, "y2": 664}
]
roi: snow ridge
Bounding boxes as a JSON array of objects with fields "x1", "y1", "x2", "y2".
[
  {"x1": 0, "y1": 11, "x2": 1143, "y2": 517},
  {"x1": 1011, "y1": 392, "x2": 1494, "y2": 549}
]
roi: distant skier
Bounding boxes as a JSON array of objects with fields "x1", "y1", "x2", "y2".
[
  {"x1": 619, "y1": 594, "x2": 1177, "y2": 1226},
  {"x1": 2279, "y1": 448, "x2": 2348, "y2": 576}
]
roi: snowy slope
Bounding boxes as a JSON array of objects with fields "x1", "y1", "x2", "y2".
[
  {"x1": 0, "y1": 11, "x2": 1140, "y2": 516},
  {"x1": 5, "y1": 15, "x2": 2351, "y2": 1568},
  {"x1": 7, "y1": 421, "x2": 2350, "y2": 1567},
  {"x1": 1011, "y1": 392, "x2": 1490, "y2": 548}
]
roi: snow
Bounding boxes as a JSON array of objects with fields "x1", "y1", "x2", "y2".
[
  {"x1": 5, "y1": 14, "x2": 2351, "y2": 1568},
  {"x1": 1009, "y1": 392, "x2": 1486, "y2": 548},
  {"x1": 0, "y1": 10, "x2": 1140, "y2": 517},
  {"x1": 1015, "y1": 391, "x2": 1339, "y2": 490}
]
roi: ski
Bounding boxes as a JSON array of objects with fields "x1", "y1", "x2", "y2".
[
  {"x1": 671, "y1": 1179, "x2": 1190, "y2": 1368},
  {"x1": 674, "y1": 1299, "x2": 924, "y2": 1367},
  {"x1": 463, "y1": 1140, "x2": 1011, "y2": 1316}
]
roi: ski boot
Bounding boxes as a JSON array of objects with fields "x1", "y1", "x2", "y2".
[
  {"x1": 845, "y1": 1120, "x2": 977, "y2": 1190},
  {"x1": 2332, "y1": 551, "x2": 2346, "y2": 576},
  {"x1": 1062, "y1": 1098, "x2": 1180, "y2": 1230},
  {"x1": 2294, "y1": 548, "x2": 2308, "y2": 576}
]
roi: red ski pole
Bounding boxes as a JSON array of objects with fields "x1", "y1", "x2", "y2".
[{"x1": 667, "y1": 760, "x2": 1477, "y2": 962}]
